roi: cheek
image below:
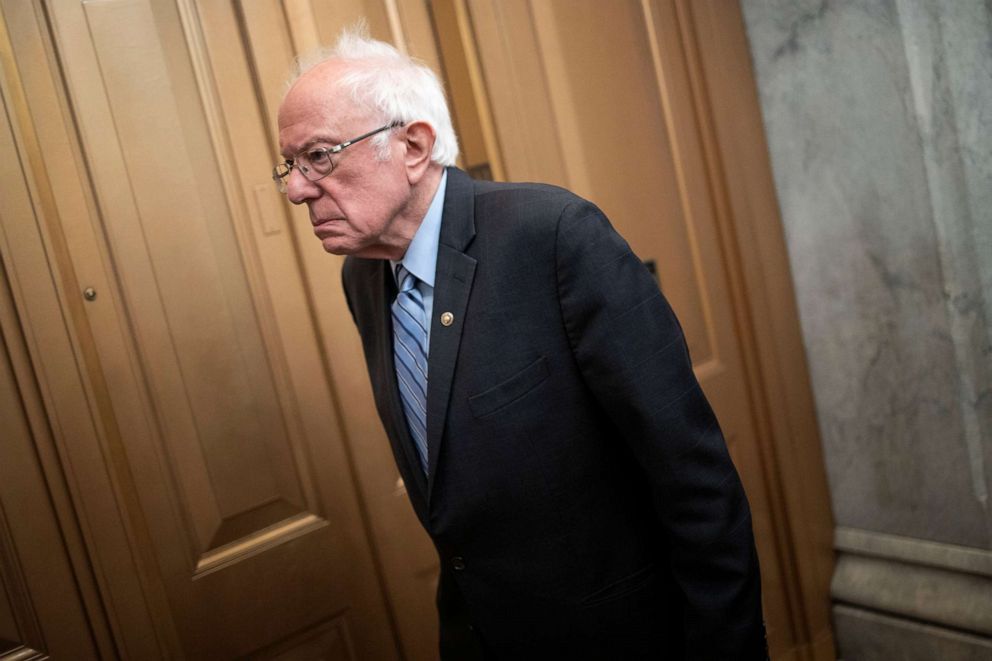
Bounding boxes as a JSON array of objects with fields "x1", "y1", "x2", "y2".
[
  {"x1": 348, "y1": 189, "x2": 397, "y2": 229},
  {"x1": 312, "y1": 184, "x2": 359, "y2": 223},
  {"x1": 323, "y1": 166, "x2": 407, "y2": 235}
]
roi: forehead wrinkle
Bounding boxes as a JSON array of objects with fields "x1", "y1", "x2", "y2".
[{"x1": 281, "y1": 131, "x2": 343, "y2": 159}]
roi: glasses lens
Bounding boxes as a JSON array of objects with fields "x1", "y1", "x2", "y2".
[
  {"x1": 301, "y1": 148, "x2": 334, "y2": 180},
  {"x1": 272, "y1": 163, "x2": 290, "y2": 193}
]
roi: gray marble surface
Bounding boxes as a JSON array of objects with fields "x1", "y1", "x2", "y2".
[
  {"x1": 740, "y1": 0, "x2": 992, "y2": 549},
  {"x1": 834, "y1": 605, "x2": 992, "y2": 660}
]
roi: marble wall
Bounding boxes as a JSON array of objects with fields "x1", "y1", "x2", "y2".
[{"x1": 739, "y1": 0, "x2": 991, "y2": 658}]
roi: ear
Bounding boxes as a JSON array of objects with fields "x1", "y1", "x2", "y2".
[{"x1": 401, "y1": 120, "x2": 437, "y2": 185}]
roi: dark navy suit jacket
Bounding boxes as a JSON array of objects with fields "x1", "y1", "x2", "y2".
[{"x1": 343, "y1": 167, "x2": 765, "y2": 659}]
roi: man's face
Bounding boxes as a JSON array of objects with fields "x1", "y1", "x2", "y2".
[{"x1": 277, "y1": 63, "x2": 412, "y2": 258}]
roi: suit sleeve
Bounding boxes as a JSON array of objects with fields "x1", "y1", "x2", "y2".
[{"x1": 554, "y1": 201, "x2": 766, "y2": 659}]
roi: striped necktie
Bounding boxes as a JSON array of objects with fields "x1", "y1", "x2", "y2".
[{"x1": 392, "y1": 264, "x2": 429, "y2": 474}]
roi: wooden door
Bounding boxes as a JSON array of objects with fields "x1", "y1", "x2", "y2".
[
  {"x1": 219, "y1": 4, "x2": 446, "y2": 660},
  {"x1": 433, "y1": 1, "x2": 836, "y2": 659},
  {"x1": 0, "y1": 0, "x2": 405, "y2": 658},
  {"x1": 0, "y1": 105, "x2": 103, "y2": 659}
]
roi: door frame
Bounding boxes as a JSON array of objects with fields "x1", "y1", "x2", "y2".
[{"x1": 659, "y1": 3, "x2": 836, "y2": 656}]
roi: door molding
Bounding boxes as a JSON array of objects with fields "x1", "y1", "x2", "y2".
[{"x1": 681, "y1": 2, "x2": 836, "y2": 657}]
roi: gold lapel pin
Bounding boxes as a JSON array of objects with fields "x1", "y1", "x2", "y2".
[{"x1": 440, "y1": 312, "x2": 454, "y2": 327}]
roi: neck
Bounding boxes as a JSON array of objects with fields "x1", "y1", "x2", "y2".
[{"x1": 377, "y1": 163, "x2": 444, "y2": 261}]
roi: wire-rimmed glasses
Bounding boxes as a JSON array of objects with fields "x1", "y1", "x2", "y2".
[{"x1": 272, "y1": 121, "x2": 403, "y2": 193}]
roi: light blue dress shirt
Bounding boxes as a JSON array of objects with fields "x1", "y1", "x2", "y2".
[{"x1": 390, "y1": 169, "x2": 447, "y2": 353}]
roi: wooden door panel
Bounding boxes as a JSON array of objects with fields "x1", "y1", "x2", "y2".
[
  {"x1": 0, "y1": 323, "x2": 99, "y2": 660},
  {"x1": 224, "y1": 3, "x2": 446, "y2": 659},
  {"x1": 244, "y1": 614, "x2": 353, "y2": 660},
  {"x1": 527, "y1": 0, "x2": 716, "y2": 366},
  {"x1": 0, "y1": 327, "x2": 99, "y2": 660},
  {"x1": 0, "y1": 101, "x2": 100, "y2": 656},
  {"x1": 2, "y1": 0, "x2": 454, "y2": 659},
  {"x1": 0, "y1": 539, "x2": 46, "y2": 660},
  {"x1": 81, "y1": 0, "x2": 309, "y2": 562},
  {"x1": 33, "y1": 0, "x2": 398, "y2": 657}
]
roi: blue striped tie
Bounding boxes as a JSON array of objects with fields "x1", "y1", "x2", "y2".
[{"x1": 392, "y1": 265, "x2": 429, "y2": 474}]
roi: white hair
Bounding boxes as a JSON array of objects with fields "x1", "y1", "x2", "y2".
[{"x1": 290, "y1": 26, "x2": 459, "y2": 166}]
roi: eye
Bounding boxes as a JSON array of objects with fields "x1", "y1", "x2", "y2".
[{"x1": 307, "y1": 148, "x2": 332, "y2": 167}]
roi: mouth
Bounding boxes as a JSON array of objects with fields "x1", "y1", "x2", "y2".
[
  {"x1": 311, "y1": 217, "x2": 345, "y2": 234},
  {"x1": 312, "y1": 218, "x2": 347, "y2": 243}
]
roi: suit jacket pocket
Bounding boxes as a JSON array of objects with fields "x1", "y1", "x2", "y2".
[
  {"x1": 579, "y1": 565, "x2": 657, "y2": 608},
  {"x1": 468, "y1": 355, "x2": 550, "y2": 418}
]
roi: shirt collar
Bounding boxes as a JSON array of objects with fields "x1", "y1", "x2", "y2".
[{"x1": 391, "y1": 169, "x2": 447, "y2": 288}]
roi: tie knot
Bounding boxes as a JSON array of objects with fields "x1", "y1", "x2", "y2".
[{"x1": 396, "y1": 264, "x2": 418, "y2": 293}]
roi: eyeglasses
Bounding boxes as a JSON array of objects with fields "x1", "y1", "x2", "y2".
[{"x1": 272, "y1": 121, "x2": 403, "y2": 193}]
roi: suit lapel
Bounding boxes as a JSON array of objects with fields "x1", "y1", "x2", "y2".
[{"x1": 426, "y1": 168, "x2": 477, "y2": 503}]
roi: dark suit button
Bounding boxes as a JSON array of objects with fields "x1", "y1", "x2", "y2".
[{"x1": 452, "y1": 556, "x2": 466, "y2": 571}]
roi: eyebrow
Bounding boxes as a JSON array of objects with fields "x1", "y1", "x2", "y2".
[{"x1": 281, "y1": 134, "x2": 342, "y2": 159}]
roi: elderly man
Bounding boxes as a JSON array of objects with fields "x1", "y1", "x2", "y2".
[{"x1": 276, "y1": 29, "x2": 766, "y2": 660}]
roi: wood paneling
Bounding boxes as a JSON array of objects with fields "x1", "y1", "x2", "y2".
[
  {"x1": 0, "y1": 48, "x2": 102, "y2": 656},
  {"x1": 686, "y1": 2, "x2": 836, "y2": 657},
  {"x1": 244, "y1": 614, "x2": 353, "y2": 660},
  {"x1": 0, "y1": 1, "x2": 168, "y2": 655},
  {"x1": 1, "y1": 0, "x2": 423, "y2": 657},
  {"x1": 0, "y1": 282, "x2": 99, "y2": 660},
  {"x1": 0, "y1": 1, "x2": 832, "y2": 659},
  {"x1": 243, "y1": 3, "x2": 446, "y2": 658}
]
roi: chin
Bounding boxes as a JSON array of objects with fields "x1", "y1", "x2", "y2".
[
  {"x1": 320, "y1": 239, "x2": 352, "y2": 255},
  {"x1": 319, "y1": 236, "x2": 379, "y2": 258}
]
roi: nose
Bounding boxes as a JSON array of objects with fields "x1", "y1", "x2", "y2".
[{"x1": 285, "y1": 168, "x2": 321, "y2": 205}]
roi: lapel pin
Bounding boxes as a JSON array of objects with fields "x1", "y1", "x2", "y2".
[{"x1": 440, "y1": 312, "x2": 454, "y2": 327}]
